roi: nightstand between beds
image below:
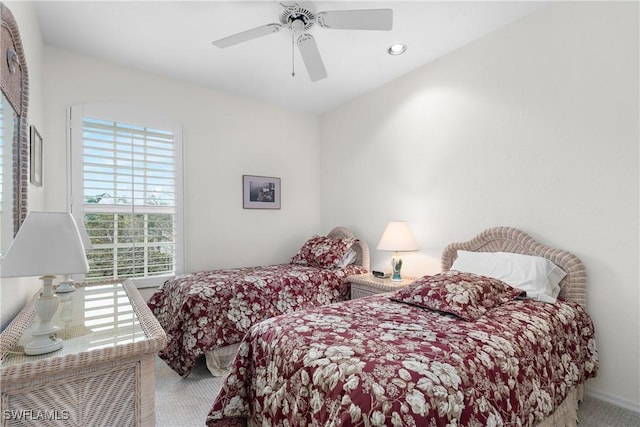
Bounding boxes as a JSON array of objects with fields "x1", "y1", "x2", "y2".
[{"x1": 347, "y1": 273, "x2": 415, "y2": 299}]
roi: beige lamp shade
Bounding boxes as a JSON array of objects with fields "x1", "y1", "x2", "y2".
[{"x1": 376, "y1": 221, "x2": 420, "y2": 252}]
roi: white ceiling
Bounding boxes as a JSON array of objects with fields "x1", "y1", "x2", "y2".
[{"x1": 34, "y1": 1, "x2": 544, "y2": 114}]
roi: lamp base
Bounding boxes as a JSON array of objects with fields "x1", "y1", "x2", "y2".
[
  {"x1": 24, "y1": 328, "x2": 63, "y2": 355},
  {"x1": 391, "y1": 254, "x2": 403, "y2": 282},
  {"x1": 56, "y1": 280, "x2": 76, "y2": 293},
  {"x1": 24, "y1": 275, "x2": 64, "y2": 355}
]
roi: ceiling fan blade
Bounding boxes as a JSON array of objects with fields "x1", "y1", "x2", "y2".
[
  {"x1": 316, "y1": 9, "x2": 393, "y2": 31},
  {"x1": 212, "y1": 23, "x2": 281, "y2": 48},
  {"x1": 297, "y1": 34, "x2": 327, "y2": 82}
]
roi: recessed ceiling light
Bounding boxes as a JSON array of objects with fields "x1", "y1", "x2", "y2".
[{"x1": 388, "y1": 43, "x2": 407, "y2": 56}]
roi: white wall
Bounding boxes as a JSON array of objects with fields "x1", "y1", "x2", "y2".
[
  {"x1": 320, "y1": 2, "x2": 639, "y2": 410},
  {"x1": 1, "y1": 2, "x2": 46, "y2": 329}
]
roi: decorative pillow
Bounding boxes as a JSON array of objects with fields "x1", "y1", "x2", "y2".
[
  {"x1": 450, "y1": 251, "x2": 566, "y2": 303},
  {"x1": 290, "y1": 235, "x2": 358, "y2": 269},
  {"x1": 390, "y1": 270, "x2": 524, "y2": 321}
]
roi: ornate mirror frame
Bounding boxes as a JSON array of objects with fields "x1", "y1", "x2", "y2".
[{"x1": 1, "y1": 2, "x2": 29, "y2": 235}]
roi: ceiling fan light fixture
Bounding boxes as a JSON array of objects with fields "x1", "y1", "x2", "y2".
[{"x1": 388, "y1": 43, "x2": 407, "y2": 56}]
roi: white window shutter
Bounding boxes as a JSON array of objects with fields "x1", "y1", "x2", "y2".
[{"x1": 69, "y1": 103, "x2": 184, "y2": 286}]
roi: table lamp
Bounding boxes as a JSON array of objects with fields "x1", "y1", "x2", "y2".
[
  {"x1": 1, "y1": 211, "x2": 90, "y2": 355},
  {"x1": 376, "y1": 221, "x2": 419, "y2": 281}
]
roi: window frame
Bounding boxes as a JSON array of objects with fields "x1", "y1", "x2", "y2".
[{"x1": 68, "y1": 103, "x2": 184, "y2": 288}]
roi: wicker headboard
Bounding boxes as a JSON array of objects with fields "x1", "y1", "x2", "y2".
[
  {"x1": 441, "y1": 227, "x2": 586, "y2": 307},
  {"x1": 327, "y1": 226, "x2": 370, "y2": 272}
]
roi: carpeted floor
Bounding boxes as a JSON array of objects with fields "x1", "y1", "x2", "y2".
[
  {"x1": 577, "y1": 394, "x2": 640, "y2": 427},
  {"x1": 155, "y1": 356, "x2": 226, "y2": 427},
  {"x1": 155, "y1": 356, "x2": 640, "y2": 427}
]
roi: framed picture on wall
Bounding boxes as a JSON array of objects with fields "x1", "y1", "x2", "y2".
[
  {"x1": 243, "y1": 175, "x2": 281, "y2": 209},
  {"x1": 29, "y1": 125, "x2": 42, "y2": 187}
]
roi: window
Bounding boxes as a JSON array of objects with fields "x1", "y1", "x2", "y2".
[{"x1": 69, "y1": 103, "x2": 183, "y2": 286}]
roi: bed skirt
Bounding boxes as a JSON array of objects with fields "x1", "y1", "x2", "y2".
[
  {"x1": 537, "y1": 383, "x2": 584, "y2": 427},
  {"x1": 233, "y1": 383, "x2": 585, "y2": 427},
  {"x1": 205, "y1": 344, "x2": 241, "y2": 376}
]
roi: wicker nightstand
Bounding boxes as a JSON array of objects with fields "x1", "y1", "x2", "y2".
[
  {"x1": 0, "y1": 281, "x2": 166, "y2": 426},
  {"x1": 348, "y1": 273, "x2": 415, "y2": 299}
]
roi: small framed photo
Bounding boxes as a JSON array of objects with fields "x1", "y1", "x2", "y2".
[
  {"x1": 243, "y1": 175, "x2": 281, "y2": 209},
  {"x1": 29, "y1": 125, "x2": 42, "y2": 187}
]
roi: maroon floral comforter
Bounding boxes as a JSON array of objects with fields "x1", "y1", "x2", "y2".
[
  {"x1": 207, "y1": 294, "x2": 598, "y2": 426},
  {"x1": 148, "y1": 263, "x2": 366, "y2": 376}
]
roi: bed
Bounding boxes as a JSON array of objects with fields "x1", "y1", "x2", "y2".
[
  {"x1": 206, "y1": 226, "x2": 598, "y2": 426},
  {"x1": 148, "y1": 226, "x2": 369, "y2": 377}
]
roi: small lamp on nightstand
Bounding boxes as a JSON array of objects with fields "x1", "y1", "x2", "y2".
[
  {"x1": 376, "y1": 221, "x2": 419, "y2": 282},
  {"x1": 1, "y1": 211, "x2": 89, "y2": 355}
]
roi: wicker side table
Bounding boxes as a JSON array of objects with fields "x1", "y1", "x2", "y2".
[
  {"x1": 0, "y1": 280, "x2": 166, "y2": 427},
  {"x1": 348, "y1": 273, "x2": 415, "y2": 299}
]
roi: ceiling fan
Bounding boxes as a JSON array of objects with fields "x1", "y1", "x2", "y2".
[{"x1": 212, "y1": 2, "x2": 393, "y2": 82}]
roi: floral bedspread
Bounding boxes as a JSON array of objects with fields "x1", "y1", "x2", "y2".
[
  {"x1": 207, "y1": 294, "x2": 598, "y2": 426},
  {"x1": 148, "y1": 263, "x2": 366, "y2": 376}
]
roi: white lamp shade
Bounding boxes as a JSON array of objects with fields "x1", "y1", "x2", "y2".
[
  {"x1": 376, "y1": 221, "x2": 420, "y2": 252},
  {"x1": 75, "y1": 215, "x2": 94, "y2": 251},
  {"x1": 1, "y1": 211, "x2": 90, "y2": 277}
]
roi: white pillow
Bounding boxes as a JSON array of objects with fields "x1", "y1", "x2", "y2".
[
  {"x1": 450, "y1": 250, "x2": 566, "y2": 303},
  {"x1": 336, "y1": 247, "x2": 358, "y2": 268}
]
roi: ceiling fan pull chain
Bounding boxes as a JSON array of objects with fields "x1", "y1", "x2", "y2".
[{"x1": 291, "y1": 29, "x2": 296, "y2": 77}]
